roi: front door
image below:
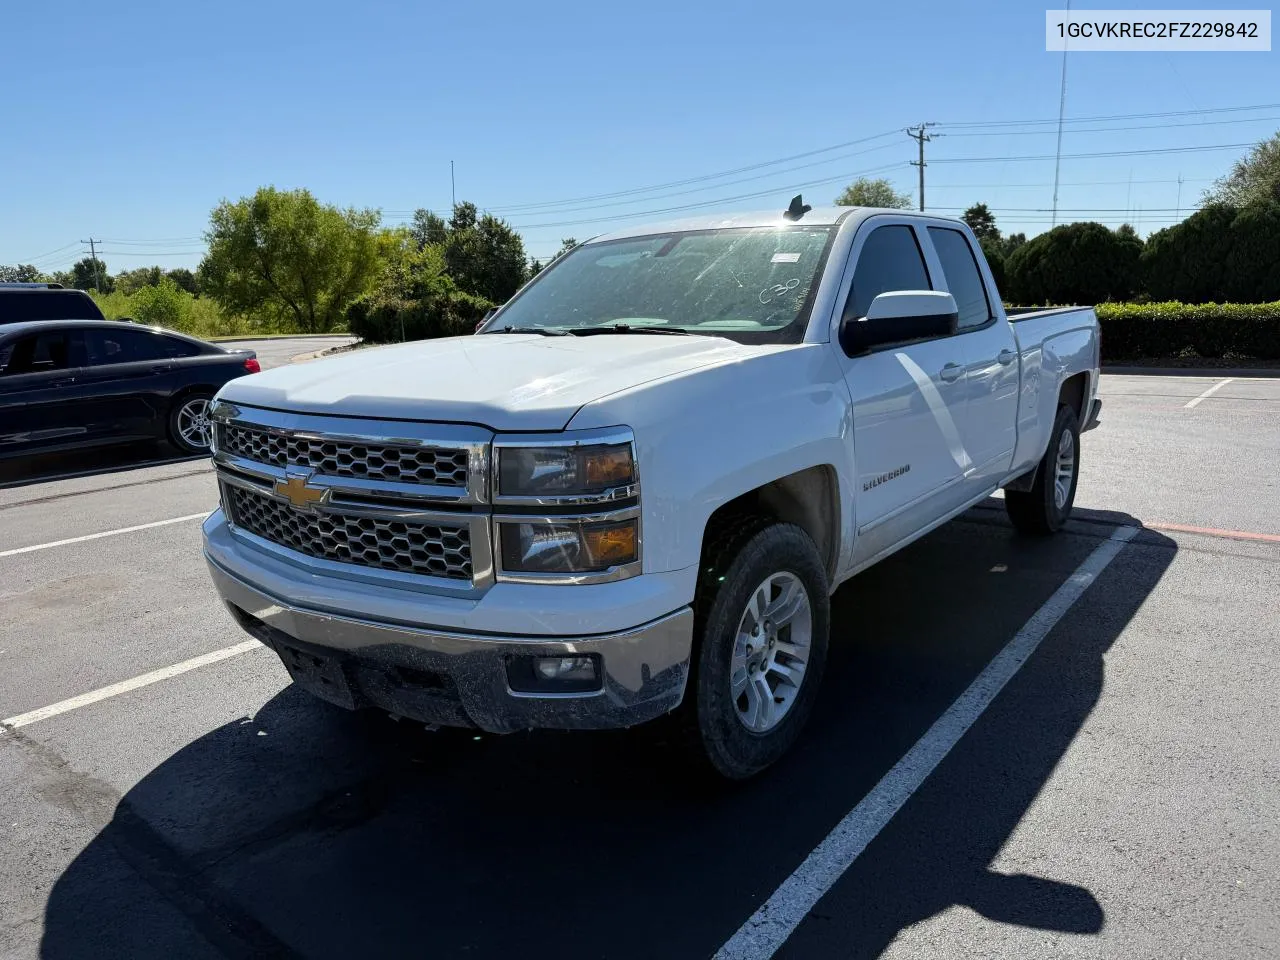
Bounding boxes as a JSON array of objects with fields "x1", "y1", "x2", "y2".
[
  {"x1": 833, "y1": 219, "x2": 974, "y2": 568},
  {"x1": 0, "y1": 329, "x2": 87, "y2": 456}
]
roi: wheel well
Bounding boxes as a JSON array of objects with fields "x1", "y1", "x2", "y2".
[
  {"x1": 1059, "y1": 372, "x2": 1088, "y2": 423},
  {"x1": 701, "y1": 466, "x2": 840, "y2": 583}
]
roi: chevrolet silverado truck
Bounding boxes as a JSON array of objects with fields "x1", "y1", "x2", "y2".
[{"x1": 202, "y1": 203, "x2": 1101, "y2": 779}]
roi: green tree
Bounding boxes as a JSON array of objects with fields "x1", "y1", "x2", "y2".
[
  {"x1": 441, "y1": 203, "x2": 527, "y2": 304},
  {"x1": 115, "y1": 266, "x2": 164, "y2": 295},
  {"x1": 346, "y1": 227, "x2": 489, "y2": 343},
  {"x1": 411, "y1": 209, "x2": 448, "y2": 249},
  {"x1": 200, "y1": 186, "x2": 381, "y2": 333},
  {"x1": 528, "y1": 258, "x2": 544, "y2": 277},
  {"x1": 1000, "y1": 232, "x2": 1027, "y2": 258},
  {"x1": 70, "y1": 256, "x2": 113, "y2": 292},
  {"x1": 979, "y1": 238, "x2": 1007, "y2": 296},
  {"x1": 1204, "y1": 132, "x2": 1280, "y2": 207},
  {"x1": 1142, "y1": 200, "x2": 1280, "y2": 303},
  {"x1": 167, "y1": 267, "x2": 199, "y2": 295},
  {"x1": 1005, "y1": 222, "x2": 1142, "y2": 305},
  {"x1": 834, "y1": 177, "x2": 912, "y2": 209},
  {"x1": 131, "y1": 277, "x2": 189, "y2": 328},
  {"x1": 962, "y1": 203, "x2": 1000, "y2": 242},
  {"x1": 0, "y1": 264, "x2": 41, "y2": 283}
]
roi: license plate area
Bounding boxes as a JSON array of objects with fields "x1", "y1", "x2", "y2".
[{"x1": 276, "y1": 641, "x2": 358, "y2": 709}]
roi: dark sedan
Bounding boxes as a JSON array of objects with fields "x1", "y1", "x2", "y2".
[{"x1": 0, "y1": 320, "x2": 259, "y2": 458}]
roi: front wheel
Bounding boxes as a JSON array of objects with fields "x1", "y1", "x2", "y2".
[
  {"x1": 1005, "y1": 404, "x2": 1080, "y2": 536},
  {"x1": 168, "y1": 393, "x2": 215, "y2": 453},
  {"x1": 682, "y1": 520, "x2": 830, "y2": 780}
]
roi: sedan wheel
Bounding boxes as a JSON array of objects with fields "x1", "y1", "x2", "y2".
[{"x1": 170, "y1": 395, "x2": 214, "y2": 453}]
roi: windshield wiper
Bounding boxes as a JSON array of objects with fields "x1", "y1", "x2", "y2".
[
  {"x1": 487, "y1": 325, "x2": 569, "y2": 336},
  {"x1": 566, "y1": 324, "x2": 698, "y2": 337}
]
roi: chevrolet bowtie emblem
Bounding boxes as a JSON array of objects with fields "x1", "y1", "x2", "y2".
[{"x1": 274, "y1": 470, "x2": 330, "y2": 511}]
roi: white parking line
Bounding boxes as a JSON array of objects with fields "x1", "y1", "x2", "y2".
[
  {"x1": 1, "y1": 640, "x2": 263, "y2": 730},
  {"x1": 715, "y1": 524, "x2": 1139, "y2": 960},
  {"x1": 1184, "y1": 378, "x2": 1235, "y2": 408},
  {"x1": 0, "y1": 512, "x2": 208, "y2": 558}
]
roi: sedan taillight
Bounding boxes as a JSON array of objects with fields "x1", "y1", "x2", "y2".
[{"x1": 243, "y1": 357, "x2": 261, "y2": 374}]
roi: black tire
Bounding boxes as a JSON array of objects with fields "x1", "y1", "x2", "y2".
[
  {"x1": 167, "y1": 391, "x2": 215, "y2": 454},
  {"x1": 680, "y1": 517, "x2": 830, "y2": 780},
  {"x1": 1005, "y1": 404, "x2": 1080, "y2": 536}
]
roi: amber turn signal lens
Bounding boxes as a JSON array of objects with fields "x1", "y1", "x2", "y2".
[
  {"x1": 583, "y1": 448, "x2": 634, "y2": 487},
  {"x1": 583, "y1": 521, "x2": 637, "y2": 565}
]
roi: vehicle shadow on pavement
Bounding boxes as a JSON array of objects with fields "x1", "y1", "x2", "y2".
[
  {"x1": 0, "y1": 442, "x2": 202, "y2": 489},
  {"x1": 39, "y1": 508, "x2": 1176, "y2": 960}
]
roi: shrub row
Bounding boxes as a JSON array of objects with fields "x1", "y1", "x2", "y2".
[{"x1": 1095, "y1": 301, "x2": 1280, "y2": 362}]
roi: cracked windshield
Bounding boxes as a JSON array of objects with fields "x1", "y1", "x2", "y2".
[{"x1": 489, "y1": 226, "x2": 833, "y2": 341}]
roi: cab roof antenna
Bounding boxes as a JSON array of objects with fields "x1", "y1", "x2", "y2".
[{"x1": 783, "y1": 194, "x2": 811, "y2": 221}]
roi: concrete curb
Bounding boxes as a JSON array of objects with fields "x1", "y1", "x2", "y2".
[{"x1": 1103, "y1": 365, "x2": 1280, "y2": 378}]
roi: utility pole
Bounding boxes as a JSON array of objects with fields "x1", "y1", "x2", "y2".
[
  {"x1": 450, "y1": 160, "x2": 456, "y2": 210},
  {"x1": 80, "y1": 237, "x2": 104, "y2": 290},
  {"x1": 1175, "y1": 174, "x2": 1184, "y2": 220},
  {"x1": 906, "y1": 124, "x2": 936, "y2": 212},
  {"x1": 1051, "y1": 0, "x2": 1072, "y2": 226}
]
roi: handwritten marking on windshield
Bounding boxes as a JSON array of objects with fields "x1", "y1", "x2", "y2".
[{"x1": 758, "y1": 278, "x2": 801, "y2": 305}]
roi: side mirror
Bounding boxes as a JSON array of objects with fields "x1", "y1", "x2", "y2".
[{"x1": 840, "y1": 291, "x2": 958, "y2": 356}]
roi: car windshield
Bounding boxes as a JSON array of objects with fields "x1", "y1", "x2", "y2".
[{"x1": 486, "y1": 225, "x2": 836, "y2": 344}]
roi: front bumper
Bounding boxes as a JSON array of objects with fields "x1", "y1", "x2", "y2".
[{"x1": 206, "y1": 556, "x2": 694, "y2": 733}]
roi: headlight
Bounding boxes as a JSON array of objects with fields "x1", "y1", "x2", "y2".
[
  {"x1": 498, "y1": 516, "x2": 638, "y2": 575},
  {"x1": 497, "y1": 443, "x2": 634, "y2": 500}
]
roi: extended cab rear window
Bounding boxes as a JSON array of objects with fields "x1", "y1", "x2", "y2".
[{"x1": 0, "y1": 290, "x2": 107, "y2": 324}]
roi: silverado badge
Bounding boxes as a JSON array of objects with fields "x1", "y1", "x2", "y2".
[{"x1": 274, "y1": 470, "x2": 330, "y2": 511}]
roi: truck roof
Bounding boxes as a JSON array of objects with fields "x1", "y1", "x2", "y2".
[{"x1": 587, "y1": 206, "x2": 968, "y2": 244}]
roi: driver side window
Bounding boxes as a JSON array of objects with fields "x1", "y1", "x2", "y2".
[{"x1": 843, "y1": 225, "x2": 932, "y2": 322}]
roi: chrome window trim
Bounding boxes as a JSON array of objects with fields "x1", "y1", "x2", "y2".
[
  {"x1": 493, "y1": 504, "x2": 643, "y2": 585},
  {"x1": 491, "y1": 426, "x2": 639, "y2": 507},
  {"x1": 210, "y1": 400, "x2": 491, "y2": 505}
]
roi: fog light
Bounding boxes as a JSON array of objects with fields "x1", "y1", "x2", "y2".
[
  {"x1": 535, "y1": 656, "x2": 596, "y2": 682},
  {"x1": 507, "y1": 654, "x2": 602, "y2": 694}
]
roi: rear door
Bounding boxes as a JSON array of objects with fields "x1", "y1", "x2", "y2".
[
  {"x1": 832, "y1": 218, "x2": 974, "y2": 568},
  {"x1": 0, "y1": 329, "x2": 89, "y2": 455},
  {"x1": 924, "y1": 226, "x2": 1020, "y2": 488},
  {"x1": 79, "y1": 327, "x2": 178, "y2": 440}
]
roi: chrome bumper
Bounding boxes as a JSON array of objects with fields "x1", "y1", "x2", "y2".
[{"x1": 206, "y1": 556, "x2": 694, "y2": 733}]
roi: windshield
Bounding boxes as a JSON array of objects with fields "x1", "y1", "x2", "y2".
[{"x1": 485, "y1": 225, "x2": 836, "y2": 344}]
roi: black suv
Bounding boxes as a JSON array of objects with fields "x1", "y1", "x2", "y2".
[{"x1": 0, "y1": 284, "x2": 107, "y2": 324}]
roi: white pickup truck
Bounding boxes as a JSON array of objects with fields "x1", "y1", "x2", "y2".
[{"x1": 202, "y1": 203, "x2": 1100, "y2": 779}]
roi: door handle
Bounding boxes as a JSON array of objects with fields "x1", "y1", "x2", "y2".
[
  {"x1": 939, "y1": 362, "x2": 964, "y2": 383},
  {"x1": 997, "y1": 349, "x2": 1017, "y2": 366}
]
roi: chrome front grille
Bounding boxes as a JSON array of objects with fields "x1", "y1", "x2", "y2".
[
  {"x1": 225, "y1": 485, "x2": 473, "y2": 580},
  {"x1": 217, "y1": 422, "x2": 469, "y2": 488}
]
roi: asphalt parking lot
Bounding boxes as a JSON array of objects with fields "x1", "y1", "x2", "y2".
[{"x1": 1, "y1": 368, "x2": 1277, "y2": 959}]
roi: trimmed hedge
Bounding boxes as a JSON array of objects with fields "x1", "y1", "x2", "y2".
[{"x1": 1095, "y1": 301, "x2": 1280, "y2": 362}]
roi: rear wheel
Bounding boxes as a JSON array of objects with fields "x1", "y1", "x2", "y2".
[
  {"x1": 169, "y1": 393, "x2": 215, "y2": 453},
  {"x1": 1005, "y1": 404, "x2": 1080, "y2": 536},
  {"x1": 681, "y1": 519, "x2": 830, "y2": 780}
]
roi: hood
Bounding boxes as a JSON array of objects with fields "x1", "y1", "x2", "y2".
[{"x1": 218, "y1": 333, "x2": 751, "y2": 431}]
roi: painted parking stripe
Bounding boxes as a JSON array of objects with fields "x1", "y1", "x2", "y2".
[
  {"x1": 1, "y1": 640, "x2": 263, "y2": 730},
  {"x1": 715, "y1": 524, "x2": 1139, "y2": 960},
  {"x1": 1184, "y1": 378, "x2": 1235, "y2": 408},
  {"x1": 0, "y1": 512, "x2": 208, "y2": 558}
]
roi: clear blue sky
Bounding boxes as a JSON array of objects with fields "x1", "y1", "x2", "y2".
[{"x1": 2, "y1": 0, "x2": 1276, "y2": 274}]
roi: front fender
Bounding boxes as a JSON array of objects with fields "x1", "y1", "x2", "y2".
[{"x1": 569, "y1": 343, "x2": 855, "y2": 578}]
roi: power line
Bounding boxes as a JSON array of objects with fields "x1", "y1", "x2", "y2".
[
  {"x1": 939, "y1": 101, "x2": 1280, "y2": 129},
  {"x1": 930, "y1": 141, "x2": 1256, "y2": 164},
  {"x1": 498, "y1": 163, "x2": 905, "y2": 230},
  {"x1": 940, "y1": 114, "x2": 1280, "y2": 138},
  {"x1": 485, "y1": 130, "x2": 903, "y2": 213}
]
